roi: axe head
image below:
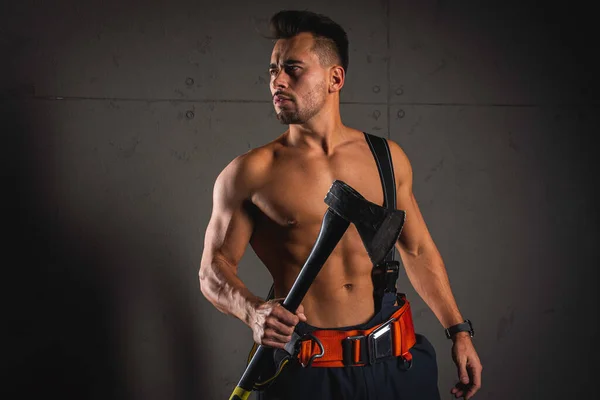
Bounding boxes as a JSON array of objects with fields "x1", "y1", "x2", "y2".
[{"x1": 324, "y1": 180, "x2": 406, "y2": 265}]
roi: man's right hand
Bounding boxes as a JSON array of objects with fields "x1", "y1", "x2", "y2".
[{"x1": 249, "y1": 299, "x2": 307, "y2": 349}]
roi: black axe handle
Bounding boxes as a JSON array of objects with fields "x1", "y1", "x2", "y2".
[{"x1": 229, "y1": 208, "x2": 350, "y2": 399}]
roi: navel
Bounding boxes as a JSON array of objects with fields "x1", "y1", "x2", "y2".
[{"x1": 342, "y1": 283, "x2": 353, "y2": 291}]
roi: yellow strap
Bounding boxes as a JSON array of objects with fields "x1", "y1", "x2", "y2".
[{"x1": 253, "y1": 359, "x2": 289, "y2": 388}]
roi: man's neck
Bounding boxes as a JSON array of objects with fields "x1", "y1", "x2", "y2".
[{"x1": 286, "y1": 110, "x2": 347, "y2": 155}]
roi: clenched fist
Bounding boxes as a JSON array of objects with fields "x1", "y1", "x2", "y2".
[{"x1": 249, "y1": 298, "x2": 307, "y2": 349}]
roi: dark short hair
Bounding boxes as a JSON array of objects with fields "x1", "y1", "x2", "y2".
[{"x1": 269, "y1": 10, "x2": 349, "y2": 74}]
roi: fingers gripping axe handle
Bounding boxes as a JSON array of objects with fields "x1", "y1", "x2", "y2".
[{"x1": 229, "y1": 180, "x2": 406, "y2": 400}]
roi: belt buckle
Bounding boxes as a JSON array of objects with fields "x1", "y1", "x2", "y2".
[
  {"x1": 367, "y1": 317, "x2": 396, "y2": 365},
  {"x1": 343, "y1": 334, "x2": 367, "y2": 366},
  {"x1": 343, "y1": 317, "x2": 397, "y2": 366}
]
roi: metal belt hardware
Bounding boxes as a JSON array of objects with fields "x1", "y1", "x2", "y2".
[
  {"x1": 368, "y1": 317, "x2": 396, "y2": 364},
  {"x1": 372, "y1": 260, "x2": 400, "y2": 298},
  {"x1": 383, "y1": 260, "x2": 400, "y2": 293},
  {"x1": 299, "y1": 333, "x2": 325, "y2": 368},
  {"x1": 342, "y1": 317, "x2": 397, "y2": 365}
]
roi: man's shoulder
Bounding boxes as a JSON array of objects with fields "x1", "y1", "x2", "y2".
[
  {"x1": 215, "y1": 137, "x2": 281, "y2": 192},
  {"x1": 230, "y1": 139, "x2": 280, "y2": 174},
  {"x1": 379, "y1": 137, "x2": 412, "y2": 183}
]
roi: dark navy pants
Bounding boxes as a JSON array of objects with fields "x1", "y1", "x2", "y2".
[{"x1": 258, "y1": 294, "x2": 441, "y2": 400}]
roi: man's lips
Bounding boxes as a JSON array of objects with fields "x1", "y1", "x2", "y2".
[{"x1": 273, "y1": 95, "x2": 292, "y2": 104}]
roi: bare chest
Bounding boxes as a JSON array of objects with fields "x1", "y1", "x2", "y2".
[{"x1": 252, "y1": 146, "x2": 386, "y2": 229}]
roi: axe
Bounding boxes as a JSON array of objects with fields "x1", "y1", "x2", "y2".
[{"x1": 229, "y1": 180, "x2": 406, "y2": 400}]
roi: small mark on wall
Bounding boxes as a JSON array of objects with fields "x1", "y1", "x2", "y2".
[
  {"x1": 109, "y1": 137, "x2": 140, "y2": 159},
  {"x1": 497, "y1": 308, "x2": 515, "y2": 341},
  {"x1": 408, "y1": 116, "x2": 422, "y2": 135},
  {"x1": 509, "y1": 131, "x2": 519, "y2": 152},
  {"x1": 196, "y1": 36, "x2": 213, "y2": 54},
  {"x1": 256, "y1": 75, "x2": 268, "y2": 85},
  {"x1": 171, "y1": 149, "x2": 191, "y2": 162},
  {"x1": 428, "y1": 58, "x2": 447, "y2": 77},
  {"x1": 413, "y1": 308, "x2": 428, "y2": 319},
  {"x1": 424, "y1": 158, "x2": 444, "y2": 182}
]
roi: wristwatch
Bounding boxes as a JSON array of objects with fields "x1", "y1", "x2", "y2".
[{"x1": 445, "y1": 319, "x2": 474, "y2": 339}]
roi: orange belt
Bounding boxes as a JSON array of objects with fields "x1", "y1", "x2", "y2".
[{"x1": 297, "y1": 298, "x2": 416, "y2": 368}]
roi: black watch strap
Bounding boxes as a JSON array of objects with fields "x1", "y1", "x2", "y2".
[{"x1": 445, "y1": 319, "x2": 474, "y2": 339}]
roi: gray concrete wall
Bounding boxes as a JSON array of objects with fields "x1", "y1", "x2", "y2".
[{"x1": 3, "y1": 0, "x2": 598, "y2": 399}]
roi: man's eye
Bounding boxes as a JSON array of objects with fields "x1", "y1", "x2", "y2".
[
  {"x1": 286, "y1": 66, "x2": 299, "y2": 72},
  {"x1": 269, "y1": 69, "x2": 278, "y2": 76}
]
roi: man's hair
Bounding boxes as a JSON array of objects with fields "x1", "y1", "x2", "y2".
[{"x1": 269, "y1": 10, "x2": 349, "y2": 74}]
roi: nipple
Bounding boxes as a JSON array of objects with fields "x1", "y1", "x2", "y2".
[{"x1": 287, "y1": 219, "x2": 297, "y2": 226}]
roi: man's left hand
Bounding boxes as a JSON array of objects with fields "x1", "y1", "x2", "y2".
[{"x1": 450, "y1": 332, "x2": 482, "y2": 399}]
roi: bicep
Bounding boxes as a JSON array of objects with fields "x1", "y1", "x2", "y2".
[
  {"x1": 396, "y1": 187, "x2": 435, "y2": 256},
  {"x1": 388, "y1": 141, "x2": 436, "y2": 256},
  {"x1": 201, "y1": 161, "x2": 255, "y2": 272}
]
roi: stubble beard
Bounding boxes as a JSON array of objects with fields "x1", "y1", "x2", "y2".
[
  {"x1": 276, "y1": 108, "x2": 302, "y2": 125},
  {"x1": 275, "y1": 82, "x2": 327, "y2": 125}
]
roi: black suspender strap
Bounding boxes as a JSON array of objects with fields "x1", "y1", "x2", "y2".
[
  {"x1": 363, "y1": 132, "x2": 397, "y2": 262},
  {"x1": 363, "y1": 132, "x2": 401, "y2": 310}
]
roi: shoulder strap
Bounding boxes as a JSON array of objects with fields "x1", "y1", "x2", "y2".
[{"x1": 363, "y1": 132, "x2": 397, "y2": 262}]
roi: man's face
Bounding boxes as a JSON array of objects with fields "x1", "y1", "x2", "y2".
[{"x1": 269, "y1": 32, "x2": 329, "y2": 125}]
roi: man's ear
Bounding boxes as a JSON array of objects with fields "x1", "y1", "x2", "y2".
[{"x1": 329, "y1": 66, "x2": 345, "y2": 93}]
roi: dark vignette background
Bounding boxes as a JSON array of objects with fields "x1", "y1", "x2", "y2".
[{"x1": 2, "y1": 0, "x2": 598, "y2": 399}]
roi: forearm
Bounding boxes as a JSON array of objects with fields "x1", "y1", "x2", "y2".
[
  {"x1": 199, "y1": 258, "x2": 262, "y2": 327},
  {"x1": 401, "y1": 249, "x2": 465, "y2": 329}
]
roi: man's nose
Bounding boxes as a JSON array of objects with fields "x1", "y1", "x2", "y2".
[{"x1": 271, "y1": 70, "x2": 289, "y2": 90}]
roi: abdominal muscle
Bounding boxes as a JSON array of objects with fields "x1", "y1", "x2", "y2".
[
  {"x1": 254, "y1": 230, "x2": 378, "y2": 329},
  {"x1": 298, "y1": 260, "x2": 376, "y2": 328}
]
